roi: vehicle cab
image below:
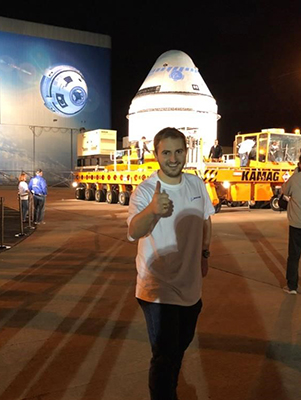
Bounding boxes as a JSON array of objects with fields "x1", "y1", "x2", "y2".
[{"x1": 234, "y1": 128, "x2": 301, "y2": 169}]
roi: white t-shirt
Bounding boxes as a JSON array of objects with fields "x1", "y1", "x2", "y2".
[
  {"x1": 18, "y1": 181, "x2": 29, "y2": 200},
  {"x1": 127, "y1": 171, "x2": 215, "y2": 306},
  {"x1": 238, "y1": 139, "x2": 255, "y2": 154}
]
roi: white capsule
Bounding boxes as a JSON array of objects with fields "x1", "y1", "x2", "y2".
[{"x1": 127, "y1": 50, "x2": 220, "y2": 155}]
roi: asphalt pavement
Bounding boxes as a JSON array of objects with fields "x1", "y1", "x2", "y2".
[{"x1": 0, "y1": 185, "x2": 300, "y2": 400}]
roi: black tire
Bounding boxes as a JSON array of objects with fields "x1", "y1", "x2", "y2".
[
  {"x1": 95, "y1": 189, "x2": 106, "y2": 202},
  {"x1": 106, "y1": 190, "x2": 118, "y2": 204},
  {"x1": 119, "y1": 191, "x2": 130, "y2": 206},
  {"x1": 75, "y1": 187, "x2": 85, "y2": 200},
  {"x1": 270, "y1": 195, "x2": 281, "y2": 212},
  {"x1": 85, "y1": 188, "x2": 95, "y2": 201},
  {"x1": 249, "y1": 201, "x2": 270, "y2": 209}
]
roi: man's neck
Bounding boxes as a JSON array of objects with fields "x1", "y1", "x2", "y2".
[{"x1": 158, "y1": 170, "x2": 182, "y2": 185}]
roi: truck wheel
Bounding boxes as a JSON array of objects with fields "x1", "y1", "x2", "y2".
[
  {"x1": 85, "y1": 188, "x2": 95, "y2": 201},
  {"x1": 95, "y1": 189, "x2": 106, "y2": 202},
  {"x1": 75, "y1": 187, "x2": 85, "y2": 200},
  {"x1": 106, "y1": 190, "x2": 118, "y2": 204},
  {"x1": 119, "y1": 191, "x2": 130, "y2": 206},
  {"x1": 270, "y1": 195, "x2": 281, "y2": 211}
]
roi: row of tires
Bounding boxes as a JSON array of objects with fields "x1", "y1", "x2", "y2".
[
  {"x1": 76, "y1": 187, "x2": 284, "y2": 212},
  {"x1": 75, "y1": 187, "x2": 131, "y2": 205},
  {"x1": 214, "y1": 195, "x2": 284, "y2": 213}
]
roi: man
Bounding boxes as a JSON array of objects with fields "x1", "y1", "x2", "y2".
[
  {"x1": 238, "y1": 139, "x2": 255, "y2": 167},
  {"x1": 208, "y1": 139, "x2": 223, "y2": 161},
  {"x1": 127, "y1": 127, "x2": 215, "y2": 400},
  {"x1": 135, "y1": 136, "x2": 150, "y2": 164},
  {"x1": 269, "y1": 141, "x2": 282, "y2": 162},
  {"x1": 282, "y1": 155, "x2": 301, "y2": 295},
  {"x1": 28, "y1": 168, "x2": 47, "y2": 225}
]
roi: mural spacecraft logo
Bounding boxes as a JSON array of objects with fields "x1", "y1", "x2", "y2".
[{"x1": 40, "y1": 65, "x2": 88, "y2": 117}]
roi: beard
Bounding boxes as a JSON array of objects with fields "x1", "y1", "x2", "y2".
[{"x1": 159, "y1": 160, "x2": 185, "y2": 178}]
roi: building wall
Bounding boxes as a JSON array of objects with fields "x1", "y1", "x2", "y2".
[{"x1": 0, "y1": 17, "x2": 111, "y2": 183}]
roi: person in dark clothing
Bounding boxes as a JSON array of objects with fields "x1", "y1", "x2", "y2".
[
  {"x1": 28, "y1": 168, "x2": 48, "y2": 224},
  {"x1": 208, "y1": 139, "x2": 223, "y2": 161},
  {"x1": 282, "y1": 156, "x2": 301, "y2": 295}
]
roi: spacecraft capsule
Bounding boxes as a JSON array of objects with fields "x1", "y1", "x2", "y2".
[
  {"x1": 40, "y1": 65, "x2": 88, "y2": 117},
  {"x1": 127, "y1": 50, "x2": 220, "y2": 155}
]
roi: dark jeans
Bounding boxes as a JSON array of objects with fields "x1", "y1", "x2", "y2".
[
  {"x1": 239, "y1": 152, "x2": 249, "y2": 167},
  {"x1": 286, "y1": 225, "x2": 301, "y2": 290},
  {"x1": 21, "y1": 199, "x2": 28, "y2": 221},
  {"x1": 33, "y1": 194, "x2": 46, "y2": 223},
  {"x1": 137, "y1": 298, "x2": 202, "y2": 400}
]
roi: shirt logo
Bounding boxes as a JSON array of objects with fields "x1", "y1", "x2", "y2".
[{"x1": 191, "y1": 195, "x2": 201, "y2": 202}]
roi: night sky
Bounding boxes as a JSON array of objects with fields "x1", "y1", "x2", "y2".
[{"x1": 1, "y1": 1, "x2": 301, "y2": 146}]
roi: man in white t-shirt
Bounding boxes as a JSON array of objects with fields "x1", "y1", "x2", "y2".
[
  {"x1": 135, "y1": 136, "x2": 150, "y2": 164},
  {"x1": 238, "y1": 139, "x2": 255, "y2": 166},
  {"x1": 127, "y1": 127, "x2": 215, "y2": 400}
]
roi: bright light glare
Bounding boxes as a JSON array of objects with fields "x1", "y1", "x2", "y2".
[
  {"x1": 222, "y1": 181, "x2": 231, "y2": 189},
  {"x1": 72, "y1": 182, "x2": 78, "y2": 188}
]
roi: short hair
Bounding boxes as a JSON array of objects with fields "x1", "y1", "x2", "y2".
[
  {"x1": 153, "y1": 127, "x2": 187, "y2": 154},
  {"x1": 36, "y1": 168, "x2": 43, "y2": 174}
]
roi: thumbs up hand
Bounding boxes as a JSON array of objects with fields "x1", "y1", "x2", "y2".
[
  {"x1": 128, "y1": 180, "x2": 173, "y2": 239},
  {"x1": 151, "y1": 181, "x2": 172, "y2": 216}
]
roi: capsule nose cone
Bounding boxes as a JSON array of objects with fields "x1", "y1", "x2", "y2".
[
  {"x1": 127, "y1": 49, "x2": 219, "y2": 149},
  {"x1": 136, "y1": 49, "x2": 213, "y2": 97}
]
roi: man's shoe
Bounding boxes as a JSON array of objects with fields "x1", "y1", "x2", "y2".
[{"x1": 283, "y1": 286, "x2": 297, "y2": 295}]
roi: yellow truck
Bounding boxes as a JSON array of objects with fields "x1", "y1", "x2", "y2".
[{"x1": 73, "y1": 128, "x2": 301, "y2": 212}]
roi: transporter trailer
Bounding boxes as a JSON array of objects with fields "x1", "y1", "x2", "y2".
[{"x1": 73, "y1": 128, "x2": 301, "y2": 212}]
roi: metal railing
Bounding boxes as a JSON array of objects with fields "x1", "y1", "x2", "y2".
[
  {"x1": 222, "y1": 154, "x2": 235, "y2": 164},
  {"x1": 0, "y1": 197, "x2": 11, "y2": 250},
  {"x1": 0, "y1": 169, "x2": 75, "y2": 187},
  {"x1": 110, "y1": 149, "x2": 132, "y2": 171},
  {"x1": 0, "y1": 193, "x2": 36, "y2": 251},
  {"x1": 15, "y1": 193, "x2": 35, "y2": 237}
]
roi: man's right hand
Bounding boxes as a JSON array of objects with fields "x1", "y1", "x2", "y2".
[{"x1": 150, "y1": 181, "x2": 171, "y2": 216}]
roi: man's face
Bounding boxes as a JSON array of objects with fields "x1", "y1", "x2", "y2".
[
  {"x1": 214, "y1": 140, "x2": 218, "y2": 146},
  {"x1": 155, "y1": 137, "x2": 187, "y2": 183}
]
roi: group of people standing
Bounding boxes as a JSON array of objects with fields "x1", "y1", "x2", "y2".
[{"x1": 17, "y1": 168, "x2": 47, "y2": 225}]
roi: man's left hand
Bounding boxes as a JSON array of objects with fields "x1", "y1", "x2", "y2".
[{"x1": 201, "y1": 258, "x2": 209, "y2": 277}]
